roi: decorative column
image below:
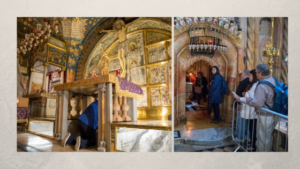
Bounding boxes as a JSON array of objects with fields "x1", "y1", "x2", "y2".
[
  {"x1": 42, "y1": 62, "x2": 48, "y2": 93},
  {"x1": 59, "y1": 90, "x2": 69, "y2": 141},
  {"x1": 127, "y1": 97, "x2": 137, "y2": 122},
  {"x1": 121, "y1": 97, "x2": 131, "y2": 122},
  {"x1": 54, "y1": 90, "x2": 63, "y2": 141},
  {"x1": 97, "y1": 83, "x2": 106, "y2": 152},
  {"x1": 281, "y1": 18, "x2": 288, "y2": 84},
  {"x1": 246, "y1": 17, "x2": 255, "y2": 70},
  {"x1": 113, "y1": 93, "x2": 122, "y2": 122}
]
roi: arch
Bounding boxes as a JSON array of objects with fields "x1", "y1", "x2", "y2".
[
  {"x1": 174, "y1": 29, "x2": 239, "y2": 124},
  {"x1": 82, "y1": 19, "x2": 171, "y2": 79}
]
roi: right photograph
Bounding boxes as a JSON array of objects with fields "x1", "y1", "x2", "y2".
[{"x1": 173, "y1": 17, "x2": 288, "y2": 152}]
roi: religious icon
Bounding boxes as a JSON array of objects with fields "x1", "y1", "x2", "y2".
[{"x1": 99, "y1": 19, "x2": 128, "y2": 78}]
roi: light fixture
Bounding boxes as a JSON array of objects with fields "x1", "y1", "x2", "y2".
[
  {"x1": 262, "y1": 17, "x2": 280, "y2": 77},
  {"x1": 174, "y1": 17, "x2": 240, "y2": 57}
]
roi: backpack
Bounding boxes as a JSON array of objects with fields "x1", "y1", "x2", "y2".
[
  {"x1": 258, "y1": 77, "x2": 288, "y2": 115},
  {"x1": 221, "y1": 76, "x2": 229, "y2": 95}
]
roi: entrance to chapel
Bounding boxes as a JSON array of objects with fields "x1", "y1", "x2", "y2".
[{"x1": 176, "y1": 51, "x2": 229, "y2": 131}]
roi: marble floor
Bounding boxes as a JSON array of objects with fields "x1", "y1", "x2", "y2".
[{"x1": 17, "y1": 131, "x2": 97, "y2": 152}]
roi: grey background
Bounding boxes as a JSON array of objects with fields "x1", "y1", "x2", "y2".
[{"x1": 0, "y1": 0, "x2": 299, "y2": 168}]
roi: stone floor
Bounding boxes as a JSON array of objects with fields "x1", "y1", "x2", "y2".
[
  {"x1": 17, "y1": 131, "x2": 98, "y2": 152},
  {"x1": 175, "y1": 100, "x2": 231, "y2": 131}
]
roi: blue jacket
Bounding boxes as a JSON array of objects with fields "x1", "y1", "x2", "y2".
[
  {"x1": 208, "y1": 74, "x2": 223, "y2": 104},
  {"x1": 78, "y1": 100, "x2": 98, "y2": 130}
]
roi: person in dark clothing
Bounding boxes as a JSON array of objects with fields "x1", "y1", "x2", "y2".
[
  {"x1": 234, "y1": 69, "x2": 251, "y2": 142},
  {"x1": 62, "y1": 99, "x2": 99, "y2": 151},
  {"x1": 235, "y1": 70, "x2": 251, "y2": 101},
  {"x1": 195, "y1": 71, "x2": 208, "y2": 108},
  {"x1": 208, "y1": 66, "x2": 223, "y2": 123}
]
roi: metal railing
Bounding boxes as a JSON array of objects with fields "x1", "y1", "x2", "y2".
[{"x1": 232, "y1": 100, "x2": 288, "y2": 152}]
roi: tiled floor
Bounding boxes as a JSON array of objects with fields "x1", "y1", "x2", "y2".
[{"x1": 17, "y1": 131, "x2": 97, "y2": 152}]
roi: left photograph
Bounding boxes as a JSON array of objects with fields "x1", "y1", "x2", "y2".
[{"x1": 17, "y1": 17, "x2": 172, "y2": 152}]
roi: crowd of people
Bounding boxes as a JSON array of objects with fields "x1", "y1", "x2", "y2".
[{"x1": 191, "y1": 64, "x2": 287, "y2": 152}]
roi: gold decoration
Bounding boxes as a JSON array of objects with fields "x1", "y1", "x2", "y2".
[
  {"x1": 101, "y1": 52, "x2": 109, "y2": 75},
  {"x1": 262, "y1": 17, "x2": 280, "y2": 77}
]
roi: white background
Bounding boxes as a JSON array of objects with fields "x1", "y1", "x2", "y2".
[{"x1": 0, "y1": 0, "x2": 299, "y2": 168}]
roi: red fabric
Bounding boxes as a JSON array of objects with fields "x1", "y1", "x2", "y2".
[{"x1": 190, "y1": 74, "x2": 197, "y2": 87}]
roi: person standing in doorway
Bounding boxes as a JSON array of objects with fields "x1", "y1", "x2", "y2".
[
  {"x1": 208, "y1": 66, "x2": 222, "y2": 123},
  {"x1": 195, "y1": 71, "x2": 208, "y2": 108}
]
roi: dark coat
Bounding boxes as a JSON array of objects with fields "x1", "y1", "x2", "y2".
[
  {"x1": 196, "y1": 77, "x2": 208, "y2": 96},
  {"x1": 208, "y1": 74, "x2": 223, "y2": 104},
  {"x1": 232, "y1": 77, "x2": 251, "y2": 108},
  {"x1": 236, "y1": 77, "x2": 250, "y2": 97}
]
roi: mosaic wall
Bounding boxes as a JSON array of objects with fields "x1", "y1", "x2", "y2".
[
  {"x1": 84, "y1": 18, "x2": 171, "y2": 79},
  {"x1": 47, "y1": 47, "x2": 67, "y2": 67}
]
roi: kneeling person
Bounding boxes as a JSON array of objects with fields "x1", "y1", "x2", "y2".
[{"x1": 62, "y1": 99, "x2": 98, "y2": 151}]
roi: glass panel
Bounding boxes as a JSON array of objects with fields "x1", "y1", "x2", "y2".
[
  {"x1": 115, "y1": 127, "x2": 171, "y2": 152},
  {"x1": 29, "y1": 120, "x2": 54, "y2": 137}
]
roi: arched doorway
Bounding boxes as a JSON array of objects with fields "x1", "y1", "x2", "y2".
[{"x1": 174, "y1": 29, "x2": 239, "y2": 129}]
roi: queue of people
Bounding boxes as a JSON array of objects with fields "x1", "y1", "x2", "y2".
[
  {"x1": 232, "y1": 64, "x2": 288, "y2": 152},
  {"x1": 192, "y1": 64, "x2": 287, "y2": 152}
]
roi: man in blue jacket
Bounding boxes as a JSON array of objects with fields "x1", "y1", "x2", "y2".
[{"x1": 62, "y1": 99, "x2": 99, "y2": 151}]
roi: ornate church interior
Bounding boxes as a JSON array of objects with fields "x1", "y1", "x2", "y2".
[
  {"x1": 174, "y1": 17, "x2": 288, "y2": 152},
  {"x1": 17, "y1": 17, "x2": 172, "y2": 152}
]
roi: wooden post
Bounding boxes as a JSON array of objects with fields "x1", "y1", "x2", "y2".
[
  {"x1": 82, "y1": 95, "x2": 87, "y2": 113},
  {"x1": 54, "y1": 90, "x2": 62, "y2": 140},
  {"x1": 42, "y1": 63, "x2": 48, "y2": 93},
  {"x1": 97, "y1": 83, "x2": 106, "y2": 152},
  {"x1": 105, "y1": 83, "x2": 112, "y2": 152},
  {"x1": 59, "y1": 90, "x2": 69, "y2": 141}
]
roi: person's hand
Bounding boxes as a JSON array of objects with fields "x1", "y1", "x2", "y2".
[
  {"x1": 239, "y1": 70, "x2": 242, "y2": 75},
  {"x1": 232, "y1": 93, "x2": 240, "y2": 100},
  {"x1": 245, "y1": 97, "x2": 250, "y2": 102}
]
